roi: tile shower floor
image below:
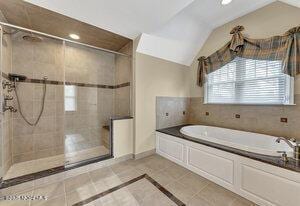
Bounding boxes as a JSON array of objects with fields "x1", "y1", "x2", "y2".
[
  {"x1": 0, "y1": 154, "x2": 257, "y2": 206},
  {"x1": 4, "y1": 146, "x2": 109, "y2": 180}
]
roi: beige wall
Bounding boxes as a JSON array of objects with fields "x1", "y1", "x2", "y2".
[
  {"x1": 134, "y1": 48, "x2": 190, "y2": 154},
  {"x1": 186, "y1": 2, "x2": 300, "y2": 140},
  {"x1": 189, "y1": 1, "x2": 300, "y2": 97},
  {"x1": 134, "y1": 2, "x2": 300, "y2": 157},
  {"x1": 113, "y1": 119, "x2": 133, "y2": 158}
]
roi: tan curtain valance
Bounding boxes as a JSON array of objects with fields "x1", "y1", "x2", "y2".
[{"x1": 197, "y1": 25, "x2": 300, "y2": 87}]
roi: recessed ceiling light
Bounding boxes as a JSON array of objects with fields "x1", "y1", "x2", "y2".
[
  {"x1": 69, "y1": 34, "x2": 80, "y2": 40},
  {"x1": 221, "y1": 0, "x2": 232, "y2": 5}
]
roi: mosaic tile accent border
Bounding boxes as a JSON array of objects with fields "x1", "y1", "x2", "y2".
[
  {"x1": 1, "y1": 72, "x2": 130, "y2": 89},
  {"x1": 73, "y1": 174, "x2": 186, "y2": 206}
]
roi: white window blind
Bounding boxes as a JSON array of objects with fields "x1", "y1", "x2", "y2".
[
  {"x1": 205, "y1": 57, "x2": 294, "y2": 105},
  {"x1": 65, "y1": 85, "x2": 77, "y2": 111}
]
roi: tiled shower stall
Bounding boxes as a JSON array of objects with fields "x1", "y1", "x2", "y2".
[{"x1": 0, "y1": 24, "x2": 132, "y2": 180}]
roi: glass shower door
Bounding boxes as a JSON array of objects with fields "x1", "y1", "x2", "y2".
[
  {"x1": 1, "y1": 28, "x2": 66, "y2": 179},
  {"x1": 0, "y1": 23, "x2": 131, "y2": 180},
  {"x1": 63, "y1": 42, "x2": 113, "y2": 165}
]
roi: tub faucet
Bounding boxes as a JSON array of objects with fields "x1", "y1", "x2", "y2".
[{"x1": 276, "y1": 137, "x2": 300, "y2": 161}]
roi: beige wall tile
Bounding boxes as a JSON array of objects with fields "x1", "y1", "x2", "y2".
[
  {"x1": 12, "y1": 135, "x2": 34, "y2": 155},
  {"x1": 2, "y1": 28, "x2": 131, "y2": 169},
  {"x1": 114, "y1": 42, "x2": 132, "y2": 116},
  {"x1": 156, "y1": 94, "x2": 300, "y2": 141},
  {"x1": 13, "y1": 152, "x2": 35, "y2": 163},
  {"x1": 187, "y1": 96, "x2": 300, "y2": 140},
  {"x1": 156, "y1": 97, "x2": 190, "y2": 129}
]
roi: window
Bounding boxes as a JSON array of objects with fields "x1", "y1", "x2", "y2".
[
  {"x1": 65, "y1": 85, "x2": 77, "y2": 111},
  {"x1": 204, "y1": 57, "x2": 294, "y2": 105}
]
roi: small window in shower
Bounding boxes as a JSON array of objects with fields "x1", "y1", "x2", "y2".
[{"x1": 65, "y1": 85, "x2": 77, "y2": 112}]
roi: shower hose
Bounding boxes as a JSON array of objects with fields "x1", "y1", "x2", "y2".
[{"x1": 14, "y1": 77, "x2": 47, "y2": 126}]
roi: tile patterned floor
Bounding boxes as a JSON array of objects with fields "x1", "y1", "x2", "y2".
[
  {"x1": 4, "y1": 146, "x2": 109, "y2": 180},
  {"x1": 0, "y1": 154, "x2": 258, "y2": 206}
]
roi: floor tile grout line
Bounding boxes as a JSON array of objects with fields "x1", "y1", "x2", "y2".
[
  {"x1": 183, "y1": 181, "x2": 211, "y2": 204},
  {"x1": 28, "y1": 189, "x2": 34, "y2": 206},
  {"x1": 172, "y1": 179, "x2": 202, "y2": 202},
  {"x1": 87, "y1": 171, "x2": 99, "y2": 198},
  {"x1": 72, "y1": 173, "x2": 187, "y2": 206},
  {"x1": 29, "y1": 180, "x2": 67, "y2": 206},
  {"x1": 230, "y1": 196, "x2": 251, "y2": 206},
  {"x1": 72, "y1": 174, "x2": 147, "y2": 206},
  {"x1": 161, "y1": 166, "x2": 199, "y2": 194},
  {"x1": 62, "y1": 181, "x2": 67, "y2": 206},
  {"x1": 144, "y1": 174, "x2": 186, "y2": 206}
]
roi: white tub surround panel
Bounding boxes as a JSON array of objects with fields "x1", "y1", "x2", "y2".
[
  {"x1": 156, "y1": 132, "x2": 300, "y2": 206},
  {"x1": 187, "y1": 146, "x2": 234, "y2": 185},
  {"x1": 238, "y1": 162, "x2": 300, "y2": 206}
]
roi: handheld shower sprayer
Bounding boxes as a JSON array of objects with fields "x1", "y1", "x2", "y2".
[{"x1": 11, "y1": 74, "x2": 48, "y2": 126}]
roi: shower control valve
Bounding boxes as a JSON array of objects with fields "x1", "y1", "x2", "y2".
[
  {"x1": 2, "y1": 80, "x2": 12, "y2": 89},
  {"x1": 277, "y1": 151, "x2": 288, "y2": 162},
  {"x1": 2, "y1": 80, "x2": 15, "y2": 91},
  {"x1": 3, "y1": 106, "x2": 17, "y2": 113},
  {"x1": 4, "y1": 95, "x2": 13, "y2": 101},
  {"x1": 7, "y1": 88, "x2": 14, "y2": 93}
]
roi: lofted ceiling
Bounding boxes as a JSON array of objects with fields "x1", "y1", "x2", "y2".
[
  {"x1": 19, "y1": 0, "x2": 300, "y2": 65},
  {"x1": 137, "y1": 0, "x2": 276, "y2": 65}
]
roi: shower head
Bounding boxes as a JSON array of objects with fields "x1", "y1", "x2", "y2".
[{"x1": 22, "y1": 34, "x2": 43, "y2": 42}]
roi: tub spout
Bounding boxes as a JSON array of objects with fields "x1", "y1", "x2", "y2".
[
  {"x1": 276, "y1": 137, "x2": 300, "y2": 160},
  {"x1": 275, "y1": 137, "x2": 294, "y2": 149}
]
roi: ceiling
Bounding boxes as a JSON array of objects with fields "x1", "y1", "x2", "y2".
[
  {"x1": 24, "y1": 0, "x2": 195, "y2": 39},
  {"x1": 137, "y1": 0, "x2": 276, "y2": 65},
  {"x1": 280, "y1": 0, "x2": 300, "y2": 8},
  {"x1": 0, "y1": 0, "x2": 131, "y2": 52},
  {"x1": 14, "y1": 0, "x2": 300, "y2": 64}
]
